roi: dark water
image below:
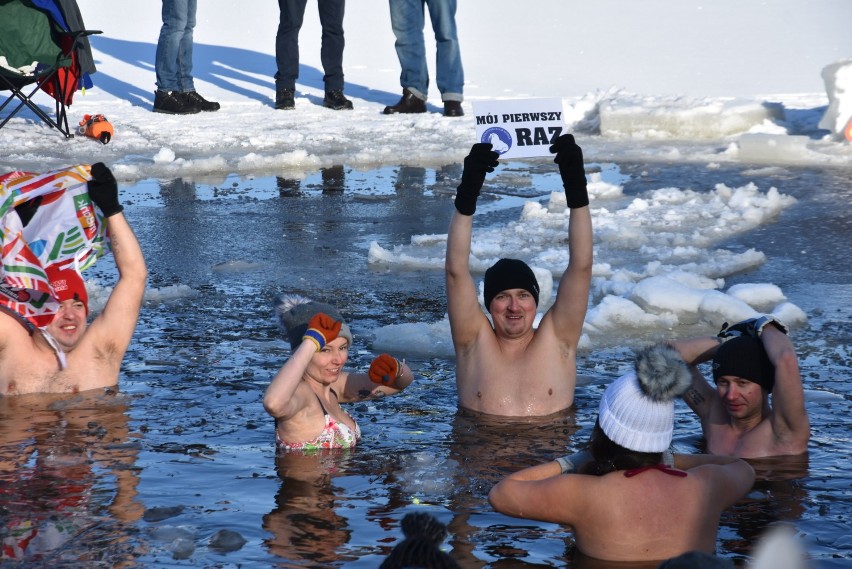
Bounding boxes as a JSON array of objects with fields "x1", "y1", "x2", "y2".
[{"x1": 0, "y1": 160, "x2": 849, "y2": 568}]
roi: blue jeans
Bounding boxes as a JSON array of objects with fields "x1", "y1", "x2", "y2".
[
  {"x1": 155, "y1": 0, "x2": 197, "y2": 92},
  {"x1": 275, "y1": 0, "x2": 346, "y2": 92},
  {"x1": 389, "y1": 0, "x2": 463, "y2": 102}
]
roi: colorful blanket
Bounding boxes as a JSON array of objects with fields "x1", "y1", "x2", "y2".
[{"x1": 0, "y1": 165, "x2": 107, "y2": 327}]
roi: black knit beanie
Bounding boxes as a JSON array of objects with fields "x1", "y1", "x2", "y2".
[
  {"x1": 712, "y1": 335, "x2": 776, "y2": 393},
  {"x1": 483, "y1": 258, "x2": 540, "y2": 311}
]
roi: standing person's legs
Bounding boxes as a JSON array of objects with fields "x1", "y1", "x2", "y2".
[
  {"x1": 427, "y1": 0, "x2": 463, "y2": 103},
  {"x1": 177, "y1": 0, "x2": 197, "y2": 92},
  {"x1": 389, "y1": 0, "x2": 428, "y2": 100},
  {"x1": 155, "y1": 0, "x2": 192, "y2": 92},
  {"x1": 275, "y1": 0, "x2": 308, "y2": 92},
  {"x1": 317, "y1": 0, "x2": 345, "y2": 92}
]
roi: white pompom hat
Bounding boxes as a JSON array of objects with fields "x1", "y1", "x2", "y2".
[{"x1": 598, "y1": 344, "x2": 692, "y2": 453}]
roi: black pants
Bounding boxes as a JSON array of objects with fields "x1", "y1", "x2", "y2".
[{"x1": 275, "y1": 0, "x2": 346, "y2": 92}]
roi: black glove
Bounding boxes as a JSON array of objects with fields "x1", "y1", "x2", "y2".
[
  {"x1": 718, "y1": 315, "x2": 788, "y2": 340},
  {"x1": 454, "y1": 143, "x2": 499, "y2": 216},
  {"x1": 549, "y1": 134, "x2": 589, "y2": 209},
  {"x1": 88, "y1": 162, "x2": 123, "y2": 217},
  {"x1": 13, "y1": 195, "x2": 43, "y2": 227}
]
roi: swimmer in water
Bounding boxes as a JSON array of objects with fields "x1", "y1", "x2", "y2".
[
  {"x1": 263, "y1": 295, "x2": 414, "y2": 451},
  {"x1": 671, "y1": 315, "x2": 810, "y2": 458},
  {"x1": 488, "y1": 343, "x2": 755, "y2": 563},
  {"x1": 0, "y1": 163, "x2": 147, "y2": 396},
  {"x1": 445, "y1": 134, "x2": 593, "y2": 416}
]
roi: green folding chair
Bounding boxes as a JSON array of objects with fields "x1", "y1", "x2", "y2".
[{"x1": 0, "y1": 0, "x2": 100, "y2": 138}]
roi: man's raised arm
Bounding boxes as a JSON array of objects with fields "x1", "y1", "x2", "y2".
[
  {"x1": 761, "y1": 325, "x2": 810, "y2": 451},
  {"x1": 446, "y1": 144, "x2": 499, "y2": 348},
  {"x1": 546, "y1": 135, "x2": 593, "y2": 346},
  {"x1": 84, "y1": 164, "x2": 148, "y2": 367}
]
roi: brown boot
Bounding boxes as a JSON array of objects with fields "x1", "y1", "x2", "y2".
[{"x1": 383, "y1": 89, "x2": 426, "y2": 114}]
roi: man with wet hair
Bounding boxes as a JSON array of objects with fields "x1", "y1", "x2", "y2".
[
  {"x1": 0, "y1": 164, "x2": 148, "y2": 395},
  {"x1": 671, "y1": 315, "x2": 810, "y2": 458},
  {"x1": 445, "y1": 134, "x2": 593, "y2": 416}
]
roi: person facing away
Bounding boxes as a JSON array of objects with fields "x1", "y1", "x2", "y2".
[
  {"x1": 0, "y1": 164, "x2": 148, "y2": 396},
  {"x1": 488, "y1": 344, "x2": 755, "y2": 563},
  {"x1": 153, "y1": 0, "x2": 220, "y2": 114},
  {"x1": 445, "y1": 134, "x2": 593, "y2": 417},
  {"x1": 380, "y1": 512, "x2": 461, "y2": 569},
  {"x1": 274, "y1": 0, "x2": 353, "y2": 111},
  {"x1": 383, "y1": 0, "x2": 465, "y2": 117},
  {"x1": 670, "y1": 315, "x2": 810, "y2": 458},
  {"x1": 263, "y1": 295, "x2": 414, "y2": 451}
]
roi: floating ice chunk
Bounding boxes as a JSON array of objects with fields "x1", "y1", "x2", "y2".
[
  {"x1": 153, "y1": 147, "x2": 176, "y2": 164},
  {"x1": 144, "y1": 284, "x2": 197, "y2": 304},
  {"x1": 697, "y1": 290, "x2": 758, "y2": 328},
  {"x1": 750, "y1": 524, "x2": 807, "y2": 569},
  {"x1": 736, "y1": 134, "x2": 817, "y2": 165},
  {"x1": 629, "y1": 276, "x2": 707, "y2": 324},
  {"x1": 599, "y1": 96, "x2": 782, "y2": 139},
  {"x1": 584, "y1": 295, "x2": 678, "y2": 332},
  {"x1": 770, "y1": 302, "x2": 808, "y2": 328},
  {"x1": 726, "y1": 283, "x2": 786, "y2": 311},
  {"x1": 373, "y1": 318, "x2": 454, "y2": 358}
]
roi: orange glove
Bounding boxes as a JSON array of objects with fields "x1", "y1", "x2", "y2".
[
  {"x1": 302, "y1": 312, "x2": 341, "y2": 351},
  {"x1": 368, "y1": 354, "x2": 401, "y2": 387}
]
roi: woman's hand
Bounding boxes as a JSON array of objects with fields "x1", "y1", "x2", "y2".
[{"x1": 302, "y1": 312, "x2": 341, "y2": 351}]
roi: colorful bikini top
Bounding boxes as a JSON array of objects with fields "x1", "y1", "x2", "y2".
[
  {"x1": 624, "y1": 463, "x2": 688, "y2": 478},
  {"x1": 275, "y1": 390, "x2": 361, "y2": 452}
]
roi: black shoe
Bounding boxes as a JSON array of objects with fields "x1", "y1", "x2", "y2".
[
  {"x1": 383, "y1": 89, "x2": 426, "y2": 114},
  {"x1": 152, "y1": 90, "x2": 200, "y2": 114},
  {"x1": 275, "y1": 88, "x2": 295, "y2": 110},
  {"x1": 444, "y1": 100, "x2": 464, "y2": 117},
  {"x1": 323, "y1": 90, "x2": 353, "y2": 110},
  {"x1": 182, "y1": 91, "x2": 220, "y2": 112}
]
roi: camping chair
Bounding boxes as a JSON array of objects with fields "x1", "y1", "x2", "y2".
[{"x1": 0, "y1": 0, "x2": 100, "y2": 138}]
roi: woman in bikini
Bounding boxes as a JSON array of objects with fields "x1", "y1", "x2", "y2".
[
  {"x1": 488, "y1": 344, "x2": 755, "y2": 565},
  {"x1": 263, "y1": 295, "x2": 414, "y2": 452}
]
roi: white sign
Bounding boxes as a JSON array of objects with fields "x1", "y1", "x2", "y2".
[{"x1": 472, "y1": 98, "x2": 567, "y2": 159}]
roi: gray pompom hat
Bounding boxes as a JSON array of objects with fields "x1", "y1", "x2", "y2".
[
  {"x1": 598, "y1": 344, "x2": 692, "y2": 452},
  {"x1": 275, "y1": 294, "x2": 353, "y2": 350}
]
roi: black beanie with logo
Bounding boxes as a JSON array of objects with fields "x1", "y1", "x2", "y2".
[{"x1": 712, "y1": 335, "x2": 776, "y2": 393}]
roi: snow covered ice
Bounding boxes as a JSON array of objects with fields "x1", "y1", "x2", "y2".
[{"x1": 1, "y1": 0, "x2": 849, "y2": 354}]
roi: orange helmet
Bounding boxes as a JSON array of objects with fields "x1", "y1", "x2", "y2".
[{"x1": 77, "y1": 114, "x2": 114, "y2": 144}]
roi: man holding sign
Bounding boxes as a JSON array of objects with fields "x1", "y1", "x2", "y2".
[{"x1": 445, "y1": 135, "x2": 593, "y2": 417}]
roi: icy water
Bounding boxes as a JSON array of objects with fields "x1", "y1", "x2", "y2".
[{"x1": 0, "y1": 159, "x2": 849, "y2": 568}]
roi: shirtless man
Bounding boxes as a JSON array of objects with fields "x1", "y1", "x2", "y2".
[
  {"x1": 445, "y1": 134, "x2": 593, "y2": 416},
  {"x1": 488, "y1": 344, "x2": 754, "y2": 563},
  {"x1": 672, "y1": 315, "x2": 810, "y2": 458},
  {"x1": 0, "y1": 163, "x2": 147, "y2": 396}
]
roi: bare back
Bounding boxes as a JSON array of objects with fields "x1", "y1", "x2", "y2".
[
  {"x1": 490, "y1": 461, "x2": 752, "y2": 563},
  {"x1": 565, "y1": 469, "x2": 726, "y2": 561}
]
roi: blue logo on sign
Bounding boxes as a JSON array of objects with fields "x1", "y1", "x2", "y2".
[{"x1": 481, "y1": 127, "x2": 512, "y2": 155}]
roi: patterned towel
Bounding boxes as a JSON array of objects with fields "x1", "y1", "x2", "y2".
[{"x1": 0, "y1": 165, "x2": 107, "y2": 327}]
